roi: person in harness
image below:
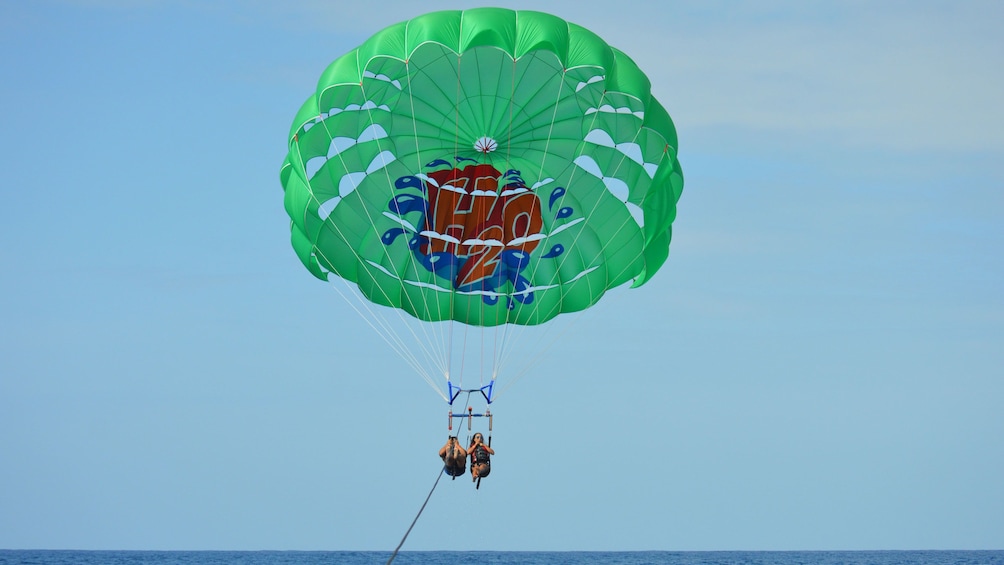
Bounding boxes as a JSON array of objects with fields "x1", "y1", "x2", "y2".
[
  {"x1": 468, "y1": 433, "x2": 494, "y2": 482},
  {"x1": 438, "y1": 436, "x2": 467, "y2": 478}
]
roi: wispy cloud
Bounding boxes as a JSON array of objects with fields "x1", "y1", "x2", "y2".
[{"x1": 640, "y1": 3, "x2": 1004, "y2": 153}]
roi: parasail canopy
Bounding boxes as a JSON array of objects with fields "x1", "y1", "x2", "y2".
[
  {"x1": 279, "y1": 9, "x2": 684, "y2": 403},
  {"x1": 280, "y1": 8, "x2": 683, "y2": 328}
]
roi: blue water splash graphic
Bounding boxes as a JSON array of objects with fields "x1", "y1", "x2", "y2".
[
  {"x1": 389, "y1": 193, "x2": 426, "y2": 215},
  {"x1": 548, "y1": 186, "x2": 565, "y2": 210},
  {"x1": 394, "y1": 175, "x2": 425, "y2": 191},
  {"x1": 542, "y1": 244, "x2": 564, "y2": 259},
  {"x1": 381, "y1": 227, "x2": 408, "y2": 245}
]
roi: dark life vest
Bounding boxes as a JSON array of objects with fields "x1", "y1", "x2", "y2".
[{"x1": 471, "y1": 444, "x2": 491, "y2": 464}]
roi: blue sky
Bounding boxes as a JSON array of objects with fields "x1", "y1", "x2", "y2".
[{"x1": 1, "y1": 0, "x2": 1002, "y2": 552}]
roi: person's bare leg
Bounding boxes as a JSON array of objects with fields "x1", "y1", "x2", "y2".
[{"x1": 439, "y1": 438, "x2": 455, "y2": 463}]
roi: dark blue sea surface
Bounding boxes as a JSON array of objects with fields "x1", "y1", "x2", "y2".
[{"x1": 1, "y1": 551, "x2": 1003, "y2": 565}]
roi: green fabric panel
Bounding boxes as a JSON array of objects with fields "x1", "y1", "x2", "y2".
[
  {"x1": 290, "y1": 224, "x2": 325, "y2": 280},
  {"x1": 633, "y1": 227, "x2": 671, "y2": 288},
  {"x1": 281, "y1": 155, "x2": 313, "y2": 238},
  {"x1": 406, "y1": 11, "x2": 463, "y2": 54},
  {"x1": 279, "y1": 158, "x2": 292, "y2": 191},
  {"x1": 642, "y1": 160, "x2": 679, "y2": 245},
  {"x1": 642, "y1": 98, "x2": 678, "y2": 150},
  {"x1": 513, "y1": 11, "x2": 569, "y2": 61},
  {"x1": 317, "y1": 49, "x2": 361, "y2": 93},
  {"x1": 459, "y1": 8, "x2": 517, "y2": 55},
  {"x1": 313, "y1": 225, "x2": 357, "y2": 281},
  {"x1": 669, "y1": 168, "x2": 684, "y2": 201},
  {"x1": 356, "y1": 21, "x2": 408, "y2": 66},
  {"x1": 289, "y1": 96, "x2": 320, "y2": 142},
  {"x1": 606, "y1": 48, "x2": 650, "y2": 102},
  {"x1": 565, "y1": 23, "x2": 614, "y2": 70}
]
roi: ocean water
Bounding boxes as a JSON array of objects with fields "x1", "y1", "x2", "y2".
[{"x1": 1, "y1": 551, "x2": 1003, "y2": 565}]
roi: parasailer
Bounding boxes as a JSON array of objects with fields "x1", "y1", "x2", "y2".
[
  {"x1": 279, "y1": 8, "x2": 684, "y2": 485},
  {"x1": 468, "y1": 433, "x2": 494, "y2": 484},
  {"x1": 438, "y1": 436, "x2": 468, "y2": 478}
]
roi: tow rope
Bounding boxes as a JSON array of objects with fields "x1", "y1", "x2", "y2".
[{"x1": 385, "y1": 465, "x2": 446, "y2": 565}]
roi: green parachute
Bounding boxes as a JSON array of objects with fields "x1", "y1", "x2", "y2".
[{"x1": 280, "y1": 8, "x2": 683, "y2": 330}]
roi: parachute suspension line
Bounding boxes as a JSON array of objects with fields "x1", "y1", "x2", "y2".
[
  {"x1": 401, "y1": 53, "x2": 456, "y2": 388},
  {"x1": 327, "y1": 278, "x2": 447, "y2": 401},
  {"x1": 530, "y1": 76, "x2": 620, "y2": 327},
  {"x1": 449, "y1": 49, "x2": 463, "y2": 393},
  {"x1": 490, "y1": 56, "x2": 637, "y2": 401},
  {"x1": 377, "y1": 59, "x2": 453, "y2": 369},
  {"x1": 445, "y1": 320, "x2": 455, "y2": 395},
  {"x1": 327, "y1": 279, "x2": 417, "y2": 368},
  {"x1": 455, "y1": 320, "x2": 469, "y2": 394},
  {"x1": 322, "y1": 267, "x2": 439, "y2": 384},
  {"x1": 491, "y1": 321, "x2": 516, "y2": 390},
  {"x1": 494, "y1": 88, "x2": 667, "y2": 398},
  {"x1": 486, "y1": 52, "x2": 572, "y2": 383},
  {"x1": 561, "y1": 86, "x2": 673, "y2": 315},
  {"x1": 328, "y1": 276, "x2": 444, "y2": 385},
  {"x1": 454, "y1": 48, "x2": 463, "y2": 172},
  {"x1": 480, "y1": 319, "x2": 486, "y2": 391},
  {"x1": 320, "y1": 57, "x2": 459, "y2": 397},
  {"x1": 293, "y1": 123, "x2": 448, "y2": 398},
  {"x1": 402, "y1": 64, "x2": 458, "y2": 376},
  {"x1": 491, "y1": 52, "x2": 520, "y2": 392},
  {"x1": 506, "y1": 49, "x2": 516, "y2": 166},
  {"x1": 359, "y1": 67, "x2": 453, "y2": 380},
  {"x1": 448, "y1": 45, "x2": 464, "y2": 397},
  {"x1": 494, "y1": 47, "x2": 522, "y2": 380},
  {"x1": 464, "y1": 49, "x2": 522, "y2": 400},
  {"x1": 454, "y1": 54, "x2": 496, "y2": 383},
  {"x1": 495, "y1": 305, "x2": 591, "y2": 398},
  {"x1": 490, "y1": 322, "x2": 501, "y2": 392},
  {"x1": 384, "y1": 465, "x2": 446, "y2": 565},
  {"x1": 593, "y1": 166, "x2": 664, "y2": 288},
  {"x1": 573, "y1": 107, "x2": 663, "y2": 289},
  {"x1": 328, "y1": 279, "x2": 437, "y2": 378},
  {"x1": 497, "y1": 96, "x2": 600, "y2": 383}
]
